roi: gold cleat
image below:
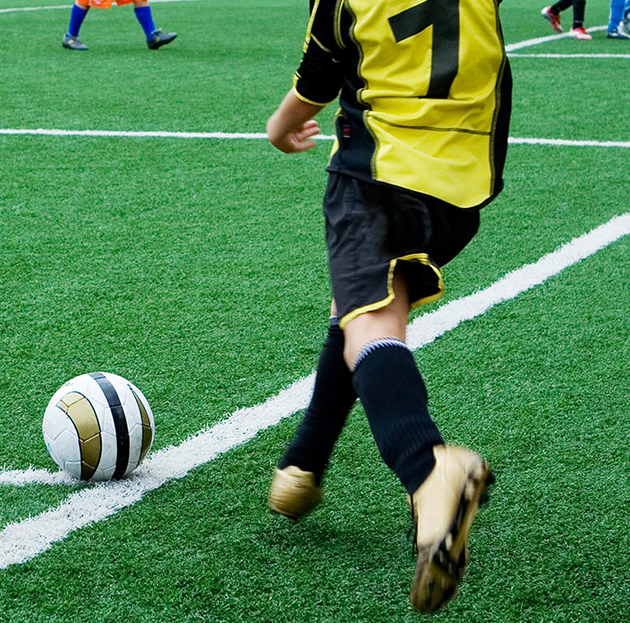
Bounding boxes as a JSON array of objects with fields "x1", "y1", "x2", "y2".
[
  {"x1": 409, "y1": 445, "x2": 494, "y2": 613},
  {"x1": 268, "y1": 466, "x2": 323, "y2": 522}
]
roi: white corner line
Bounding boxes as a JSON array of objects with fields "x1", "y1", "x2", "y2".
[
  {"x1": 0, "y1": 468, "x2": 77, "y2": 487},
  {"x1": 0, "y1": 0, "x2": 203, "y2": 13},
  {"x1": 1, "y1": 211, "x2": 630, "y2": 570},
  {"x1": 504, "y1": 25, "x2": 607, "y2": 52}
]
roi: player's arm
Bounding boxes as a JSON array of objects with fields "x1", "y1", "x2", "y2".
[
  {"x1": 267, "y1": 0, "x2": 343, "y2": 154},
  {"x1": 267, "y1": 90, "x2": 324, "y2": 154}
]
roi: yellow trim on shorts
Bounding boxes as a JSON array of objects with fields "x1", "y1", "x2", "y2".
[{"x1": 338, "y1": 253, "x2": 444, "y2": 330}]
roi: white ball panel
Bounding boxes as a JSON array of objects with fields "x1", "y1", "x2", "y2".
[
  {"x1": 42, "y1": 406, "x2": 71, "y2": 442},
  {"x1": 98, "y1": 428, "x2": 119, "y2": 474},
  {"x1": 51, "y1": 428, "x2": 81, "y2": 466},
  {"x1": 125, "y1": 403, "x2": 143, "y2": 474},
  {"x1": 43, "y1": 434, "x2": 56, "y2": 458},
  {"x1": 93, "y1": 465, "x2": 116, "y2": 481},
  {"x1": 62, "y1": 460, "x2": 83, "y2": 480}
]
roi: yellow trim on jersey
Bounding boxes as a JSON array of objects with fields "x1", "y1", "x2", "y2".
[
  {"x1": 303, "y1": 0, "x2": 322, "y2": 53},
  {"x1": 338, "y1": 253, "x2": 444, "y2": 329},
  {"x1": 334, "y1": 0, "x2": 346, "y2": 49},
  {"x1": 489, "y1": 54, "x2": 508, "y2": 190},
  {"x1": 292, "y1": 82, "x2": 336, "y2": 107},
  {"x1": 311, "y1": 33, "x2": 332, "y2": 54},
  {"x1": 328, "y1": 109, "x2": 343, "y2": 163}
]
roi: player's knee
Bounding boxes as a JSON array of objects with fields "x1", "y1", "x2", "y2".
[{"x1": 343, "y1": 341, "x2": 357, "y2": 371}]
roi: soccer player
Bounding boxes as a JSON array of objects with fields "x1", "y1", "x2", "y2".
[
  {"x1": 266, "y1": 0, "x2": 511, "y2": 613},
  {"x1": 607, "y1": 0, "x2": 630, "y2": 38},
  {"x1": 541, "y1": 1, "x2": 592, "y2": 40},
  {"x1": 62, "y1": 0, "x2": 177, "y2": 51}
]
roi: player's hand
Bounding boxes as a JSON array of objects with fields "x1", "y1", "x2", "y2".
[{"x1": 267, "y1": 119, "x2": 321, "y2": 154}]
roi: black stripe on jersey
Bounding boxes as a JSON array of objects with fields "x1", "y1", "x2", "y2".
[
  {"x1": 489, "y1": 10, "x2": 512, "y2": 200},
  {"x1": 332, "y1": 1, "x2": 377, "y2": 180},
  {"x1": 389, "y1": 0, "x2": 460, "y2": 99},
  {"x1": 89, "y1": 372, "x2": 130, "y2": 480}
]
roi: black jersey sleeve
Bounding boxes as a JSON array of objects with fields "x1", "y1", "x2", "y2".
[{"x1": 294, "y1": 0, "x2": 345, "y2": 106}]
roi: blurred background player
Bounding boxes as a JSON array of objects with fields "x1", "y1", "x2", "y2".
[
  {"x1": 266, "y1": 0, "x2": 510, "y2": 613},
  {"x1": 541, "y1": 1, "x2": 592, "y2": 40},
  {"x1": 62, "y1": 0, "x2": 177, "y2": 51},
  {"x1": 607, "y1": 0, "x2": 630, "y2": 38}
]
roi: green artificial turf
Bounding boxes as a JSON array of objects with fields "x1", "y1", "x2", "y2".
[{"x1": 1, "y1": 0, "x2": 629, "y2": 621}]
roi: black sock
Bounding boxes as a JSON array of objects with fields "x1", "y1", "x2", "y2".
[
  {"x1": 279, "y1": 320, "x2": 356, "y2": 482},
  {"x1": 572, "y1": 0, "x2": 585, "y2": 26},
  {"x1": 352, "y1": 341, "x2": 443, "y2": 494},
  {"x1": 550, "y1": 0, "x2": 572, "y2": 15}
]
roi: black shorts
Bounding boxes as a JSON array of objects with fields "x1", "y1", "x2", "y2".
[{"x1": 323, "y1": 173, "x2": 480, "y2": 328}]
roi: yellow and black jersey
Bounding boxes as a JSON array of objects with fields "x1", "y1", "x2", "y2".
[{"x1": 294, "y1": 0, "x2": 512, "y2": 209}]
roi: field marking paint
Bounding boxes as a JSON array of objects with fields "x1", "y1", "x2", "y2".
[
  {"x1": 0, "y1": 129, "x2": 269, "y2": 140},
  {"x1": 1, "y1": 212, "x2": 630, "y2": 569},
  {"x1": 0, "y1": 0, "x2": 609, "y2": 51},
  {"x1": 504, "y1": 26, "x2": 607, "y2": 51},
  {"x1": 0, "y1": 468, "x2": 76, "y2": 487},
  {"x1": 1, "y1": 129, "x2": 629, "y2": 149},
  {"x1": 0, "y1": 4, "x2": 69, "y2": 12},
  {"x1": 509, "y1": 137, "x2": 630, "y2": 149},
  {"x1": 0, "y1": 0, "x2": 203, "y2": 13},
  {"x1": 510, "y1": 53, "x2": 630, "y2": 59}
]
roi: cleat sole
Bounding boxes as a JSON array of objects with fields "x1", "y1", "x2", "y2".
[{"x1": 410, "y1": 461, "x2": 494, "y2": 613}]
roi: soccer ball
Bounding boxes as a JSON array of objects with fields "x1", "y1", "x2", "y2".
[{"x1": 42, "y1": 372, "x2": 155, "y2": 482}]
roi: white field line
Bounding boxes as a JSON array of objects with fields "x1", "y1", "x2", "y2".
[
  {"x1": 0, "y1": 0, "x2": 608, "y2": 52},
  {"x1": 0, "y1": 468, "x2": 76, "y2": 486},
  {"x1": 0, "y1": 4, "x2": 69, "y2": 12},
  {"x1": 504, "y1": 26, "x2": 607, "y2": 52},
  {"x1": 1, "y1": 212, "x2": 630, "y2": 569},
  {"x1": 509, "y1": 137, "x2": 630, "y2": 148},
  {"x1": 0, "y1": 129, "x2": 269, "y2": 140},
  {"x1": 510, "y1": 53, "x2": 630, "y2": 59},
  {"x1": 1, "y1": 128, "x2": 629, "y2": 149},
  {"x1": 0, "y1": 0, "x2": 203, "y2": 13}
]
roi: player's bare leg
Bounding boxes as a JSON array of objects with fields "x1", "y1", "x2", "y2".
[
  {"x1": 344, "y1": 270, "x2": 493, "y2": 613},
  {"x1": 342, "y1": 272, "x2": 410, "y2": 370}
]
